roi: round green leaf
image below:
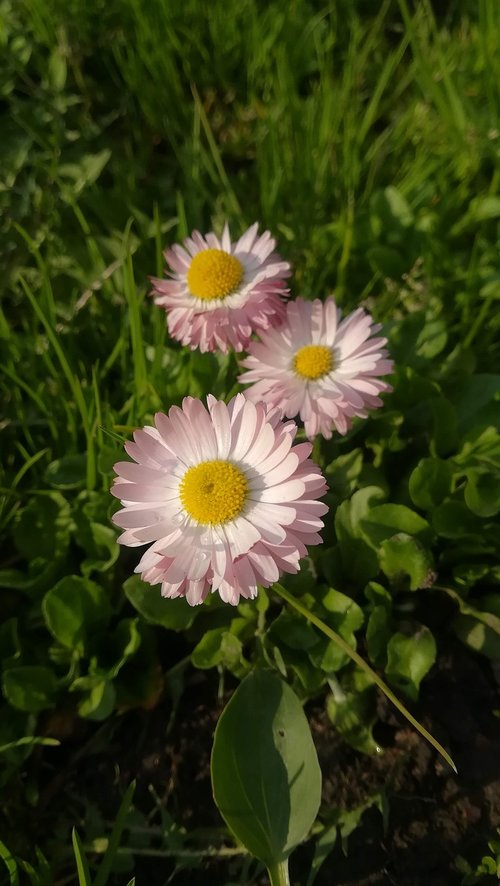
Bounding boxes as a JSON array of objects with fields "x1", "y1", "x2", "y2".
[
  {"x1": 361, "y1": 504, "x2": 431, "y2": 548},
  {"x1": 123, "y1": 575, "x2": 197, "y2": 631},
  {"x1": 386, "y1": 627, "x2": 436, "y2": 701},
  {"x1": 211, "y1": 669, "x2": 321, "y2": 866},
  {"x1": 42, "y1": 575, "x2": 111, "y2": 653},
  {"x1": 409, "y1": 458, "x2": 453, "y2": 510},
  {"x1": 45, "y1": 454, "x2": 87, "y2": 489},
  {"x1": 464, "y1": 469, "x2": 500, "y2": 518},
  {"x1": 3, "y1": 666, "x2": 57, "y2": 713},
  {"x1": 379, "y1": 533, "x2": 435, "y2": 591}
]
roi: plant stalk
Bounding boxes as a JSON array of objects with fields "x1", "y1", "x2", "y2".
[{"x1": 267, "y1": 860, "x2": 291, "y2": 886}]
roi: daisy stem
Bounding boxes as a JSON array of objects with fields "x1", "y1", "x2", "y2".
[
  {"x1": 272, "y1": 583, "x2": 457, "y2": 774},
  {"x1": 267, "y1": 860, "x2": 291, "y2": 886}
]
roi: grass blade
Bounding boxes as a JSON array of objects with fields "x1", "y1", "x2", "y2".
[
  {"x1": 93, "y1": 781, "x2": 135, "y2": 886},
  {"x1": 72, "y1": 828, "x2": 93, "y2": 886}
]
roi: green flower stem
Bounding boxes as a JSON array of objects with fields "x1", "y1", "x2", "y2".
[
  {"x1": 267, "y1": 860, "x2": 291, "y2": 886},
  {"x1": 273, "y1": 583, "x2": 457, "y2": 773}
]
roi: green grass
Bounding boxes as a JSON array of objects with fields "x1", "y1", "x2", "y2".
[{"x1": 1, "y1": 0, "x2": 500, "y2": 882}]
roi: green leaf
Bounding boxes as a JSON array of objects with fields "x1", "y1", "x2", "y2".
[
  {"x1": 464, "y1": 469, "x2": 500, "y2": 517},
  {"x1": 13, "y1": 494, "x2": 70, "y2": 562},
  {"x1": 309, "y1": 589, "x2": 364, "y2": 672},
  {"x1": 367, "y1": 245, "x2": 407, "y2": 278},
  {"x1": 42, "y1": 576, "x2": 111, "y2": 654},
  {"x1": 432, "y1": 500, "x2": 483, "y2": 538},
  {"x1": 334, "y1": 487, "x2": 384, "y2": 585},
  {"x1": 379, "y1": 533, "x2": 435, "y2": 591},
  {"x1": 72, "y1": 829, "x2": 92, "y2": 886},
  {"x1": 470, "y1": 195, "x2": 500, "y2": 221},
  {"x1": 76, "y1": 679, "x2": 116, "y2": 721},
  {"x1": 386, "y1": 627, "x2": 437, "y2": 701},
  {"x1": 211, "y1": 670, "x2": 321, "y2": 866},
  {"x1": 267, "y1": 611, "x2": 320, "y2": 652},
  {"x1": 191, "y1": 628, "x2": 246, "y2": 675},
  {"x1": 123, "y1": 575, "x2": 196, "y2": 631},
  {"x1": 325, "y1": 449, "x2": 363, "y2": 500},
  {"x1": 0, "y1": 839, "x2": 19, "y2": 886},
  {"x1": 47, "y1": 48, "x2": 67, "y2": 91},
  {"x1": 2, "y1": 666, "x2": 57, "y2": 713},
  {"x1": 327, "y1": 669, "x2": 381, "y2": 755},
  {"x1": 366, "y1": 605, "x2": 392, "y2": 668},
  {"x1": 455, "y1": 374, "x2": 500, "y2": 433},
  {"x1": 416, "y1": 319, "x2": 447, "y2": 359},
  {"x1": 45, "y1": 454, "x2": 87, "y2": 489},
  {"x1": 453, "y1": 617, "x2": 500, "y2": 660},
  {"x1": 361, "y1": 504, "x2": 431, "y2": 548},
  {"x1": 409, "y1": 458, "x2": 453, "y2": 510}
]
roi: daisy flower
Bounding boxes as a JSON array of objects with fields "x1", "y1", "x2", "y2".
[
  {"x1": 111, "y1": 394, "x2": 328, "y2": 606},
  {"x1": 149, "y1": 222, "x2": 291, "y2": 353},
  {"x1": 239, "y1": 297, "x2": 393, "y2": 439}
]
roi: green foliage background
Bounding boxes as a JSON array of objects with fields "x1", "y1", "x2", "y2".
[{"x1": 1, "y1": 0, "x2": 499, "y2": 881}]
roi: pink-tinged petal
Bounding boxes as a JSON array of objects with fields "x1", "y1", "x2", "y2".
[
  {"x1": 239, "y1": 295, "x2": 393, "y2": 440},
  {"x1": 210, "y1": 400, "x2": 232, "y2": 459},
  {"x1": 149, "y1": 223, "x2": 291, "y2": 353},
  {"x1": 111, "y1": 393, "x2": 328, "y2": 606}
]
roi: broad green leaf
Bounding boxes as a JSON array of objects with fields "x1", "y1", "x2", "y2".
[
  {"x1": 409, "y1": 458, "x2": 453, "y2": 510},
  {"x1": 416, "y1": 319, "x2": 447, "y2": 359},
  {"x1": 453, "y1": 617, "x2": 500, "y2": 660},
  {"x1": 429, "y1": 397, "x2": 458, "y2": 457},
  {"x1": 437, "y1": 587, "x2": 500, "y2": 661},
  {"x1": 325, "y1": 449, "x2": 363, "y2": 500},
  {"x1": 0, "y1": 618, "x2": 21, "y2": 665},
  {"x1": 211, "y1": 670, "x2": 321, "y2": 866},
  {"x1": 432, "y1": 500, "x2": 483, "y2": 538},
  {"x1": 45, "y1": 454, "x2": 87, "y2": 489},
  {"x1": 327, "y1": 669, "x2": 381, "y2": 755},
  {"x1": 361, "y1": 504, "x2": 431, "y2": 548},
  {"x1": 42, "y1": 576, "x2": 111, "y2": 654},
  {"x1": 386, "y1": 627, "x2": 436, "y2": 701},
  {"x1": 367, "y1": 245, "x2": 407, "y2": 278},
  {"x1": 266, "y1": 611, "x2": 320, "y2": 652},
  {"x1": 334, "y1": 487, "x2": 384, "y2": 585},
  {"x1": 123, "y1": 575, "x2": 196, "y2": 631},
  {"x1": 13, "y1": 494, "x2": 70, "y2": 562},
  {"x1": 455, "y1": 374, "x2": 500, "y2": 433},
  {"x1": 379, "y1": 533, "x2": 435, "y2": 591},
  {"x1": 76, "y1": 679, "x2": 116, "y2": 721},
  {"x1": 309, "y1": 589, "x2": 364, "y2": 672},
  {"x1": 104, "y1": 619, "x2": 142, "y2": 679},
  {"x1": 464, "y1": 469, "x2": 500, "y2": 517},
  {"x1": 191, "y1": 629, "x2": 246, "y2": 675},
  {"x1": 2, "y1": 666, "x2": 57, "y2": 713},
  {"x1": 366, "y1": 606, "x2": 392, "y2": 668}
]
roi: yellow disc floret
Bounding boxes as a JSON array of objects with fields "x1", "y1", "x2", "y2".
[
  {"x1": 179, "y1": 460, "x2": 248, "y2": 525},
  {"x1": 293, "y1": 344, "x2": 333, "y2": 380},
  {"x1": 187, "y1": 249, "x2": 243, "y2": 301}
]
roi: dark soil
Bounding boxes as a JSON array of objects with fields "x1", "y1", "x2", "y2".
[{"x1": 15, "y1": 638, "x2": 500, "y2": 886}]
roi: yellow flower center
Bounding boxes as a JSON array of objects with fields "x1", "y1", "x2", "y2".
[
  {"x1": 187, "y1": 249, "x2": 243, "y2": 300},
  {"x1": 293, "y1": 344, "x2": 333, "y2": 380},
  {"x1": 179, "y1": 460, "x2": 248, "y2": 525}
]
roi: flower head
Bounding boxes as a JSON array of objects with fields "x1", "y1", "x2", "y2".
[
  {"x1": 239, "y1": 297, "x2": 393, "y2": 439},
  {"x1": 111, "y1": 394, "x2": 328, "y2": 606},
  {"x1": 150, "y1": 223, "x2": 291, "y2": 353}
]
